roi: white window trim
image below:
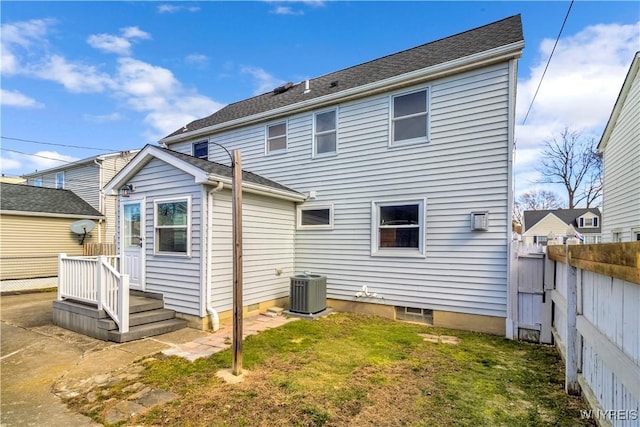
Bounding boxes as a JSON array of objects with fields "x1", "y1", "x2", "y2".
[
  {"x1": 371, "y1": 198, "x2": 427, "y2": 258},
  {"x1": 34, "y1": 177, "x2": 43, "y2": 187},
  {"x1": 153, "y1": 196, "x2": 191, "y2": 257},
  {"x1": 192, "y1": 140, "x2": 209, "y2": 159},
  {"x1": 389, "y1": 87, "x2": 430, "y2": 148},
  {"x1": 55, "y1": 172, "x2": 64, "y2": 189},
  {"x1": 578, "y1": 215, "x2": 599, "y2": 228},
  {"x1": 265, "y1": 121, "x2": 288, "y2": 156},
  {"x1": 297, "y1": 204, "x2": 334, "y2": 230},
  {"x1": 312, "y1": 108, "x2": 338, "y2": 159}
]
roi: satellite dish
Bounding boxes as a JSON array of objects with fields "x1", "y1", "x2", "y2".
[{"x1": 70, "y1": 219, "x2": 95, "y2": 244}]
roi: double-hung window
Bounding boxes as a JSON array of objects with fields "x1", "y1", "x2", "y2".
[
  {"x1": 154, "y1": 198, "x2": 190, "y2": 255},
  {"x1": 193, "y1": 141, "x2": 208, "y2": 159},
  {"x1": 391, "y1": 88, "x2": 429, "y2": 145},
  {"x1": 34, "y1": 177, "x2": 43, "y2": 187},
  {"x1": 371, "y1": 199, "x2": 426, "y2": 257},
  {"x1": 266, "y1": 122, "x2": 287, "y2": 154},
  {"x1": 55, "y1": 172, "x2": 64, "y2": 189},
  {"x1": 314, "y1": 109, "x2": 337, "y2": 157}
]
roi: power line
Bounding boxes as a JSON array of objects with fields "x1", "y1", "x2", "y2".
[
  {"x1": 1, "y1": 136, "x2": 117, "y2": 152},
  {"x1": 521, "y1": 0, "x2": 574, "y2": 126},
  {"x1": 0, "y1": 147, "x2": 77, "y2": 163}
]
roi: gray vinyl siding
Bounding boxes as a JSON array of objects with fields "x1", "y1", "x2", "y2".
[
  {"x1": 189, "y1": 63, "x2": 512, "y2": 318},
  {"x1": 601, "y1": 72, "x2": 640, "y2": 242},
  {"x1": 26, "y1": 163, "x2": 100, "y2": 209},
  {"x1": 126, "y1": 158, "x2": 203, "y2": 316},
  {"x1": 210, "y1": 190, "x2": 295, "y2": 312}
]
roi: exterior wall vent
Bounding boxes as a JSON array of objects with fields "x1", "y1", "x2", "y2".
[{"x1": 471, "y1": 211, "x2": 489, "y2": 231}]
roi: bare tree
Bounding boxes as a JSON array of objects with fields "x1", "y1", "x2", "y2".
[
  {"x1": 513, "y1": 189, "x2": 563, "y2": 225},
  {"x1": 536, "y1": 127, "x2": 602, "y2": 208}
]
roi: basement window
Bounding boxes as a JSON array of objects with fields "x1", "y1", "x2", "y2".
[{"x1": 297, "y1": 205, "x2": 334, "y2": 230}]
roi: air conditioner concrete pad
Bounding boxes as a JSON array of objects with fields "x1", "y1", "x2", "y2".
[{"x1": 282, "y1": 308, "x2": 333, "y2": 320}]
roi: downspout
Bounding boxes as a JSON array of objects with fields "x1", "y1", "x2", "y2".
[
  {"x1": 94, "y1": 159, "x2": 104, "y2": 243},
  {"x1": 206, "y1": 181, "x2": 224, "y2": 331}
]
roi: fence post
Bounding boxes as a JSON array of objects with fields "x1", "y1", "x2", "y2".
[
  {"x1": 565, "y1": 246, "x2": 580, "y2": 395},
  {"x1": 96, "y1": 256, "x2": 104, "y2": 310},
  {"x1": 57, "y1": 253, "x2": 66, "y2": 301},
  {"x1": 506, "y1": 240, "x2": 519, "y2": 340},
  {"x1": 120, "y1": 274, "x2": 130, "y2": 333}
]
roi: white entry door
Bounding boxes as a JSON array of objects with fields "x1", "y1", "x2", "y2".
[{"x1": 121, "y1": 199, "x2": 145, "y2": 290}]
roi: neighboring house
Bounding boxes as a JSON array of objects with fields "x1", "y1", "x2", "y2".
[
  {"x1": 0, "y1": 183, "x2": 104, "y2": 281},
  {"x1": 22, "y1": 150, "x2": 139, "y2": 243},
  {"x1": 0, "y1": 175, "x2": 26, "y2": 184},
  {"x1": 598, "y1": 51, "x2": 640, "y2": 242},
  {"x1": 104, "y1": 16, "x2": 525, "y2": 335},
  {"x1": 522, "y1": 208, "x2": 602, "y2": 245}
]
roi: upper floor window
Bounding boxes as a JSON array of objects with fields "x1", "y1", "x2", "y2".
[
  {"x1": 266, "y1": 122, "x2": 287, "y2": 154},
  {"x1": 55, "y1": 172, "x2": 64, "y2": 189},
  {"x1": 193, "y1": 141, "x2": 208, "y2": 159},
  {"x1": 34, "y1": 177, "x2": 43, "y2": 187},
  {"x1": 579, "y1": 216, "x2": 598, "y2": 228},
  {"x1": 314, "y1": 109, "x2": 337, "y2": 157},
  {"x1": 391, "y1": 88, "x2": 429, "y2": 145}
]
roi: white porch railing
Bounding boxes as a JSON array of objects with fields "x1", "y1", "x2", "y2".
[{"x1": 58, "y1": 253, "x2": 130, "y2": 333}]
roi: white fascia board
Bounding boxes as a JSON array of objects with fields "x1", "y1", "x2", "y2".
[
  {"x1": 598, "y1": 52, "x2": 639, "y2": 153},
  {"x1": 103, "y1": 145, "x2": 208, "y2": 195},
  {"x1": 21, "y1": 149, "x2": 142, "y2": 178},
  {"x1": 206, "y1": 175, "x2": 306, "y2": 202},
  {"x1": 0, "y1": 210, "x2": 105, "y2": 220},
  {"x1": 161, "y1": 42, "x2": 525, "y2": 145}
]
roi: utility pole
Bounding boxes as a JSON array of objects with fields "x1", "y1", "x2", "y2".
[{"x1": 231, "y1": 149, "x2": 243, "y2": 376}]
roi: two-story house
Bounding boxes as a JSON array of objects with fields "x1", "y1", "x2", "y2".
[
  {"x1": 598, "y1": 51, "x2": 640, "y2": 242},
  {"x1": 104, "y1": 16, "x2": 524, "y2": 335},
  {"x1": 23, "y1": 150, "x2": 139, "y2": 243},
  {"x1": 521, "y1": 208, "x2": 602, "y2": 245}
]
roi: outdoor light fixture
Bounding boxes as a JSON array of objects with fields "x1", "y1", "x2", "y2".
[{"x1": 121, "y1": 184, "x2": 134, "y2": 197}]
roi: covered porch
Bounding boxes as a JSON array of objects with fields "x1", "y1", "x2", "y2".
[{"x1": 53, "y1": 254, "x2": 187, "y2": 342}]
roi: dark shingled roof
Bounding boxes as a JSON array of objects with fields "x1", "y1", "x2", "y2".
[
  {"x1": 1, "y1": 183, "x2": 104, "y2": 217},
  {"x1": 157, "y1": 147, "x2": 303, "y2": 195},
  {"x1": 164, "y1": 15, "x2": 523, "y2": 139},
  {"x1": 523, "y1": 208, "x2": 602, "y2": 234}
]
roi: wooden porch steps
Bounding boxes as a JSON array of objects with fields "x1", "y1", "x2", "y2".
[
  {"x1": 99, "y1": 293, "x2": 187, "y2": 343},
  {"x1": 53, "y1": 291, "x2": 187, "y2": 343}
]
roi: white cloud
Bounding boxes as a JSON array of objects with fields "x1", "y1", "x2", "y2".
[
  {"x1": 513, "y1": 21, "x2": 639, "y2": 199},
  {"x1": 0, "y1": 89, "x2": 44, "y2": 108},
  {"x1": 121, "y1": 26, "x2": 151, "y2": 40},
  {"x1": 0, "y1": 18, "x2": 55, "y2": 76},
  {"x1": 83, "y1": 112, "x2": 122, "y2": 123},
  {"x1": 32, "y1": 55, "x2": 113, "y2": 93},
  {"x1": 157, "y1": 4, "x2": 200, "y2": 14},
  {"x1": 114, "y1": 58, "x2": 223, "y2": 139},
  {"x1": 0, "y1": 150, "x2": 80, "y2": 174},
  {"x1": 185, "y1": 53, "x2": 209, "y2": 66},
  {"x1": 272, "y1": 6, "x2": 304, "y2": 15},
  {"x1": 87, "y1": 27, "x2": 151, "y2": 56},
  {"x1": 87, "y1": 33, "x2": 132, "y2": 55},
  {"x1": 241, "y1": 66, "x2": 286, "y2": 95}
]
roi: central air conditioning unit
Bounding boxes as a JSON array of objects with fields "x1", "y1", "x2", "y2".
[{"x1": 289, "y1": 274, "x2": 327, "y2": 315}]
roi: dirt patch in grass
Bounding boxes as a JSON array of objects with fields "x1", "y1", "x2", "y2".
[{"x1": 67, "y1": 313, "x2": 594, "y2": 426}]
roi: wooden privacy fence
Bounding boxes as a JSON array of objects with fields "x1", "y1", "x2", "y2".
[
  {"x1": 545, "y1": 243, "x2": 639, "y2": 426},
  {"x1": 83, "y1": 243, "x2": 116, "y2": 256}
]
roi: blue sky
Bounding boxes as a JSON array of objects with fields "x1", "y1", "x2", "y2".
[{"x1": 1, "y1": 1, "x2": 639, "y2": 201}]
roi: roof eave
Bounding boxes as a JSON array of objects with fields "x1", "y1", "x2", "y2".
[
  {"x1": 598, "y1": 52, "x2": 640, "y2": 153},
  {"x1": 161, "y1": 41, "x2": 524, "y2": 145},
  {"x1": 205, "y1": 175, "x2": 306, "y2": 202},
  {"x1": 0, "y1": 210, "x2": 105, "y2": 220}
]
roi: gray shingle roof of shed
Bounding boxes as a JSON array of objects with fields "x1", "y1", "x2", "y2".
[
  {"x1": 0, "y1": 183, "x2": 104, "y2": 217},
  {"x1": 157, "y1": 147, "x2": 303, "y2": 194},
  {"x1": 165, "y1": 14, "x2": 523, "y2": 139},
  {"x1": 523, "y1": 208, "x2": 602, "y2": 234}
]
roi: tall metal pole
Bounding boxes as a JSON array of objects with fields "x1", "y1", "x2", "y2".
[{"x1": 231, "y1": 149, "x2": 243, "y2": 376}]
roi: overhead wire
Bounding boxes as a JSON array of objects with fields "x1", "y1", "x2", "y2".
[{"x1": 1, "y1": 136, "x2": 117, "y2": 152}]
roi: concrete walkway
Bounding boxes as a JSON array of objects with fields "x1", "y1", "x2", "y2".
[{"x1": 0, "y1": 291, "x2": 295, "y2": 426}]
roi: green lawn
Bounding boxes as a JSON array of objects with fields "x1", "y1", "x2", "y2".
[{"x1": 80, "y1": 313, "x2": 594, "y2": 426}]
